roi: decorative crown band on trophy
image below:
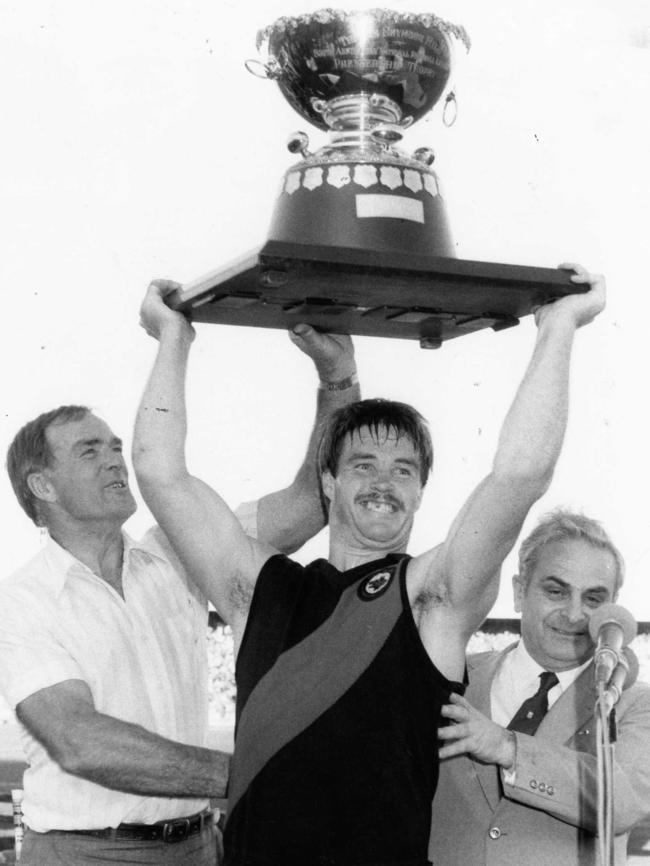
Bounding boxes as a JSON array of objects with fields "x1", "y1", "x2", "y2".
[{"x1": 171, "y1": 8, "x2": 580, "y2": 348}]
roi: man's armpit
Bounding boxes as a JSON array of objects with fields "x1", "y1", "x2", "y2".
[
  {"x1": 229, "y1": 573, "x2": 254, "y2": 614},
  {"x1": 413, "y1": 581, "x2": 449, "y2": 615}
]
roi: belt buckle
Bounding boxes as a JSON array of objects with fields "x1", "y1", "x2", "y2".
[{"x1": 162, "y1": 817, "x2": 191, "y2": 844}]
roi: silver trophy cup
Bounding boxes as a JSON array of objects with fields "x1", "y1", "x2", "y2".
[{"x1": 248, "y1": 8, "x2": 470, "y2": 258}]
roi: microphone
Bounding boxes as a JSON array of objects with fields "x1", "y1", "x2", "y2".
[
  {"x1": 599, "y1": 647, "x2": 640, "y2": 714},
  {"x1": 588, "y1": 603, "x2": 637, "y2": 686}
]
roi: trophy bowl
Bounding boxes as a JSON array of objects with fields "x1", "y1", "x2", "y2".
[
  {"x1": 246, "y1": 8, "x2": 472, "y2": 261},
  {"x1": 254, "y1": 8, "x2": 471, "y2": 130}
]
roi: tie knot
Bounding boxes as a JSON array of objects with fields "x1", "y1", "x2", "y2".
[{"x1": 539, "y1": 671, "x2": 559, "y2": 694}]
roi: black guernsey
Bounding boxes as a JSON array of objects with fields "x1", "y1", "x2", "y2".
[{"x1": 225, "y1": 553, "x2": 464, "y2": 866}]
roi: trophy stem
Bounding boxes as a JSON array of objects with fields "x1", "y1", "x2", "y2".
[
  {"x1": 325, "y1": 128, "x2": 401, "y2": 152},
  {"x1": 313, "y1": 93, "x2": 404, "y2": 132}
]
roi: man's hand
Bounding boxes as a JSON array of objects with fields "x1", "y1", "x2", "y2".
[
  {"x1": 289, "y1": 324, "x2": 356, "y2": 383},
  {"x1": 140, "y1": 280, "x2": 195, "y2": 342},
  {"x1": 535, "y1": 263, "x2": 606, "y2": 330},
  {"x1": 438, "y1": 692, "x2": 516, "y2": 769}
]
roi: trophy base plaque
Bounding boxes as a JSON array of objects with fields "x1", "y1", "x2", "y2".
[{"x1": 169, "y1": 240, "x2": 582, "y2": 348}]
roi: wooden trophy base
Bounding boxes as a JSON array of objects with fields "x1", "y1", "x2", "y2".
[{"x1": 169, "y1": 240, "x2": 582, "y2": 348}]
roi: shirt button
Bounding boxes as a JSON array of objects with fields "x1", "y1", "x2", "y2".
[
  {"x1": 538, "y1": 782, "x2": 547, "y2": 793},
  {"x1": 530, "y1": 780, "x2": 538, "y2": 789},
  {"x1": 489, "y1": 827, "x2": 502, "y2": 840},
  {"x1": 547, "y1": 786, "x2": 554, "y2": 796}
]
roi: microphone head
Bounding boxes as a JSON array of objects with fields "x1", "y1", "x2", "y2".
[{"x1": 588, "y1": 603, "x2": 637, "y2": 645}]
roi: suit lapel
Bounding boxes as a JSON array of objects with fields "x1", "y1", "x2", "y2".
[
  {"x1": 465, "y1": 646, "x2": 517, "y2": 811},
  {"x1": 466, "y1": 651, "x2": 500, "y2": 712}
]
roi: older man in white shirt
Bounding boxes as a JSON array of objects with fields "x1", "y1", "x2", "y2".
[{"x1": 0, "y1": 326, "x2": 359, "y2": 866}]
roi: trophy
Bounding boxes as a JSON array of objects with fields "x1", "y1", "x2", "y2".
[{"x1": 171, "y1": 8, "x2": 580, "y2": 347}]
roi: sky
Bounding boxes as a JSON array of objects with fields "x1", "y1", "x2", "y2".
[{"x1": 1, "y1": 0, "x2": 649, "y2": 618}]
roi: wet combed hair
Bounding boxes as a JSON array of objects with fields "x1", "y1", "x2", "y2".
[
  {"x1": 318, "y1": 398, "x2": 433, "y2": 486},
  {"x1": 6, "y1": 405, "x2": 91, "y2": 526},
  {"x1": 518, "y1": 509, "x2": 625, "y2": 593}
]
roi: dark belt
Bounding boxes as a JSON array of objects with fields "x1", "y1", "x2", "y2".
[{"x1": 48, "y1": 808, "x2": 213, "y2": 844}]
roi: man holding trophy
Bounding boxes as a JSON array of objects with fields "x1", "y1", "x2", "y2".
[
  {"x1": 133, "y1": 258, "x2": 604, "y2": 866},
  {"x1": 132, "y1": 7, "x2": 608, "y2": 866}
]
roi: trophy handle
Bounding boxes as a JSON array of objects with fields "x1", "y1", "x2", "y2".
[
  {"x1": 244, "y1": 58, "x2": 282, "y2": 80},
  {"x1": 371, "y1": 124, "x2": 404, "y2": 144},
  {"x1": 287, "y1": 131, "x2": 312, "y2": 158},
  {"x1": 443, "y1": 91, "x2": 458, "y2": 127}
]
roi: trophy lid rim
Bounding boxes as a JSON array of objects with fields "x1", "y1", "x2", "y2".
[{"x1": 255, "y1": 7, "x2": 471, "y2": 53}]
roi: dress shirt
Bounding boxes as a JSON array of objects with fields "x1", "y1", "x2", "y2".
[
  {"x1": 0, "y1": 501, "x2": 257, "y2": 833},
  {"x1": 491, "y1": 640, "x2": 591, "y2": 727}
]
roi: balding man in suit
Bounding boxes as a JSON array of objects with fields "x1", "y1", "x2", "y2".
[{"x1": 432, "y1": 510, "x2": 650, "y2": 866}]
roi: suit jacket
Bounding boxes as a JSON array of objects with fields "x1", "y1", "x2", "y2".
[{"x1": 429, "y1": 643, "x2": 650, "y2": 866}]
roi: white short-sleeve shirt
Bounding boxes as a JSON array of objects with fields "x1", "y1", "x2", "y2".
[{"x1": 0, "y1": 501, "x2": 258, "y2": 832}]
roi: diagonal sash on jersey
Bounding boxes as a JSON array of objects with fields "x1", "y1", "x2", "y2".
[{"x1": 227, "y1": 557, "x2": 407, "y2": 820}]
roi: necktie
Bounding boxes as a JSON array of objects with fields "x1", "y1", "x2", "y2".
[{"x1": 507, "y1": 671, "x2": 559, "y2": 735}]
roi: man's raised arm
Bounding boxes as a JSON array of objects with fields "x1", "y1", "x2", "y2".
[
  {"x1": 253, "y1": 324, "x2": 360, "y2": 553},
  {"x1": 413, "y1": 265, "x2": 606, "y2": 668},
  {"x1": 133, "y1": 283, "x2": 361, "y2": 633},
  {"x1": 133, "y1": 281, "x2": 272, "y2": 632}
]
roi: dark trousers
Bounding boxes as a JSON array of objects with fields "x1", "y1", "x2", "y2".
[{"x1": 19, "y1": 824, "x2": 221, "y2": 865}]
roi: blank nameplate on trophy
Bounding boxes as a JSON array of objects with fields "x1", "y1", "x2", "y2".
[
  {"x1": 169, "y1": 240, "x2": 583, "y2": 348},
  {"x1": 356, "y1": 195, "x2": 425, "y2": 223}
]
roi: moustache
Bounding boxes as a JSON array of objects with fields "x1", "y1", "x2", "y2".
[{"x1": 356, "y1": 492, "x2": 403, "y2": 510}]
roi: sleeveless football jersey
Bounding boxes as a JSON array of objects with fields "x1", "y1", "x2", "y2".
[{"x1": 225, "y1": 553, "x2": 464, "y2": 866}]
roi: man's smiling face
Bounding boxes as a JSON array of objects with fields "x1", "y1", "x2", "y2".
[
  {"x1": 514, "y1": 538, "x2": 618, "y2": 672},
  {"x1": 321, "y1": 425, "x2": 424, "y2": 550},
  {"x1": 40, "y1": 414, "x2": 137, "y2": 527}
]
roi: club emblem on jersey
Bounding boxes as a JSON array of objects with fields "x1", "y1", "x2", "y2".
[{"x1": 358, "y1": 569, "x2": 394, "y2": 601}]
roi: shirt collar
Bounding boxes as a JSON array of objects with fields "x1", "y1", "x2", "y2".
[
  {"x1": 514, "y1": 638, "x2": 592, "y2": 691},
  {"x1": 42, "y1": 529, "x2": 167, "y2": 597}
]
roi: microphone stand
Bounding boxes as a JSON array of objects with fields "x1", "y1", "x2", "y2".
[
  {"x1": 595, "y1": 683, "x2": 616, "y2": 866},
  {"x1": 590, "y1": 606, "x2": 638, "y2": 866}
]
